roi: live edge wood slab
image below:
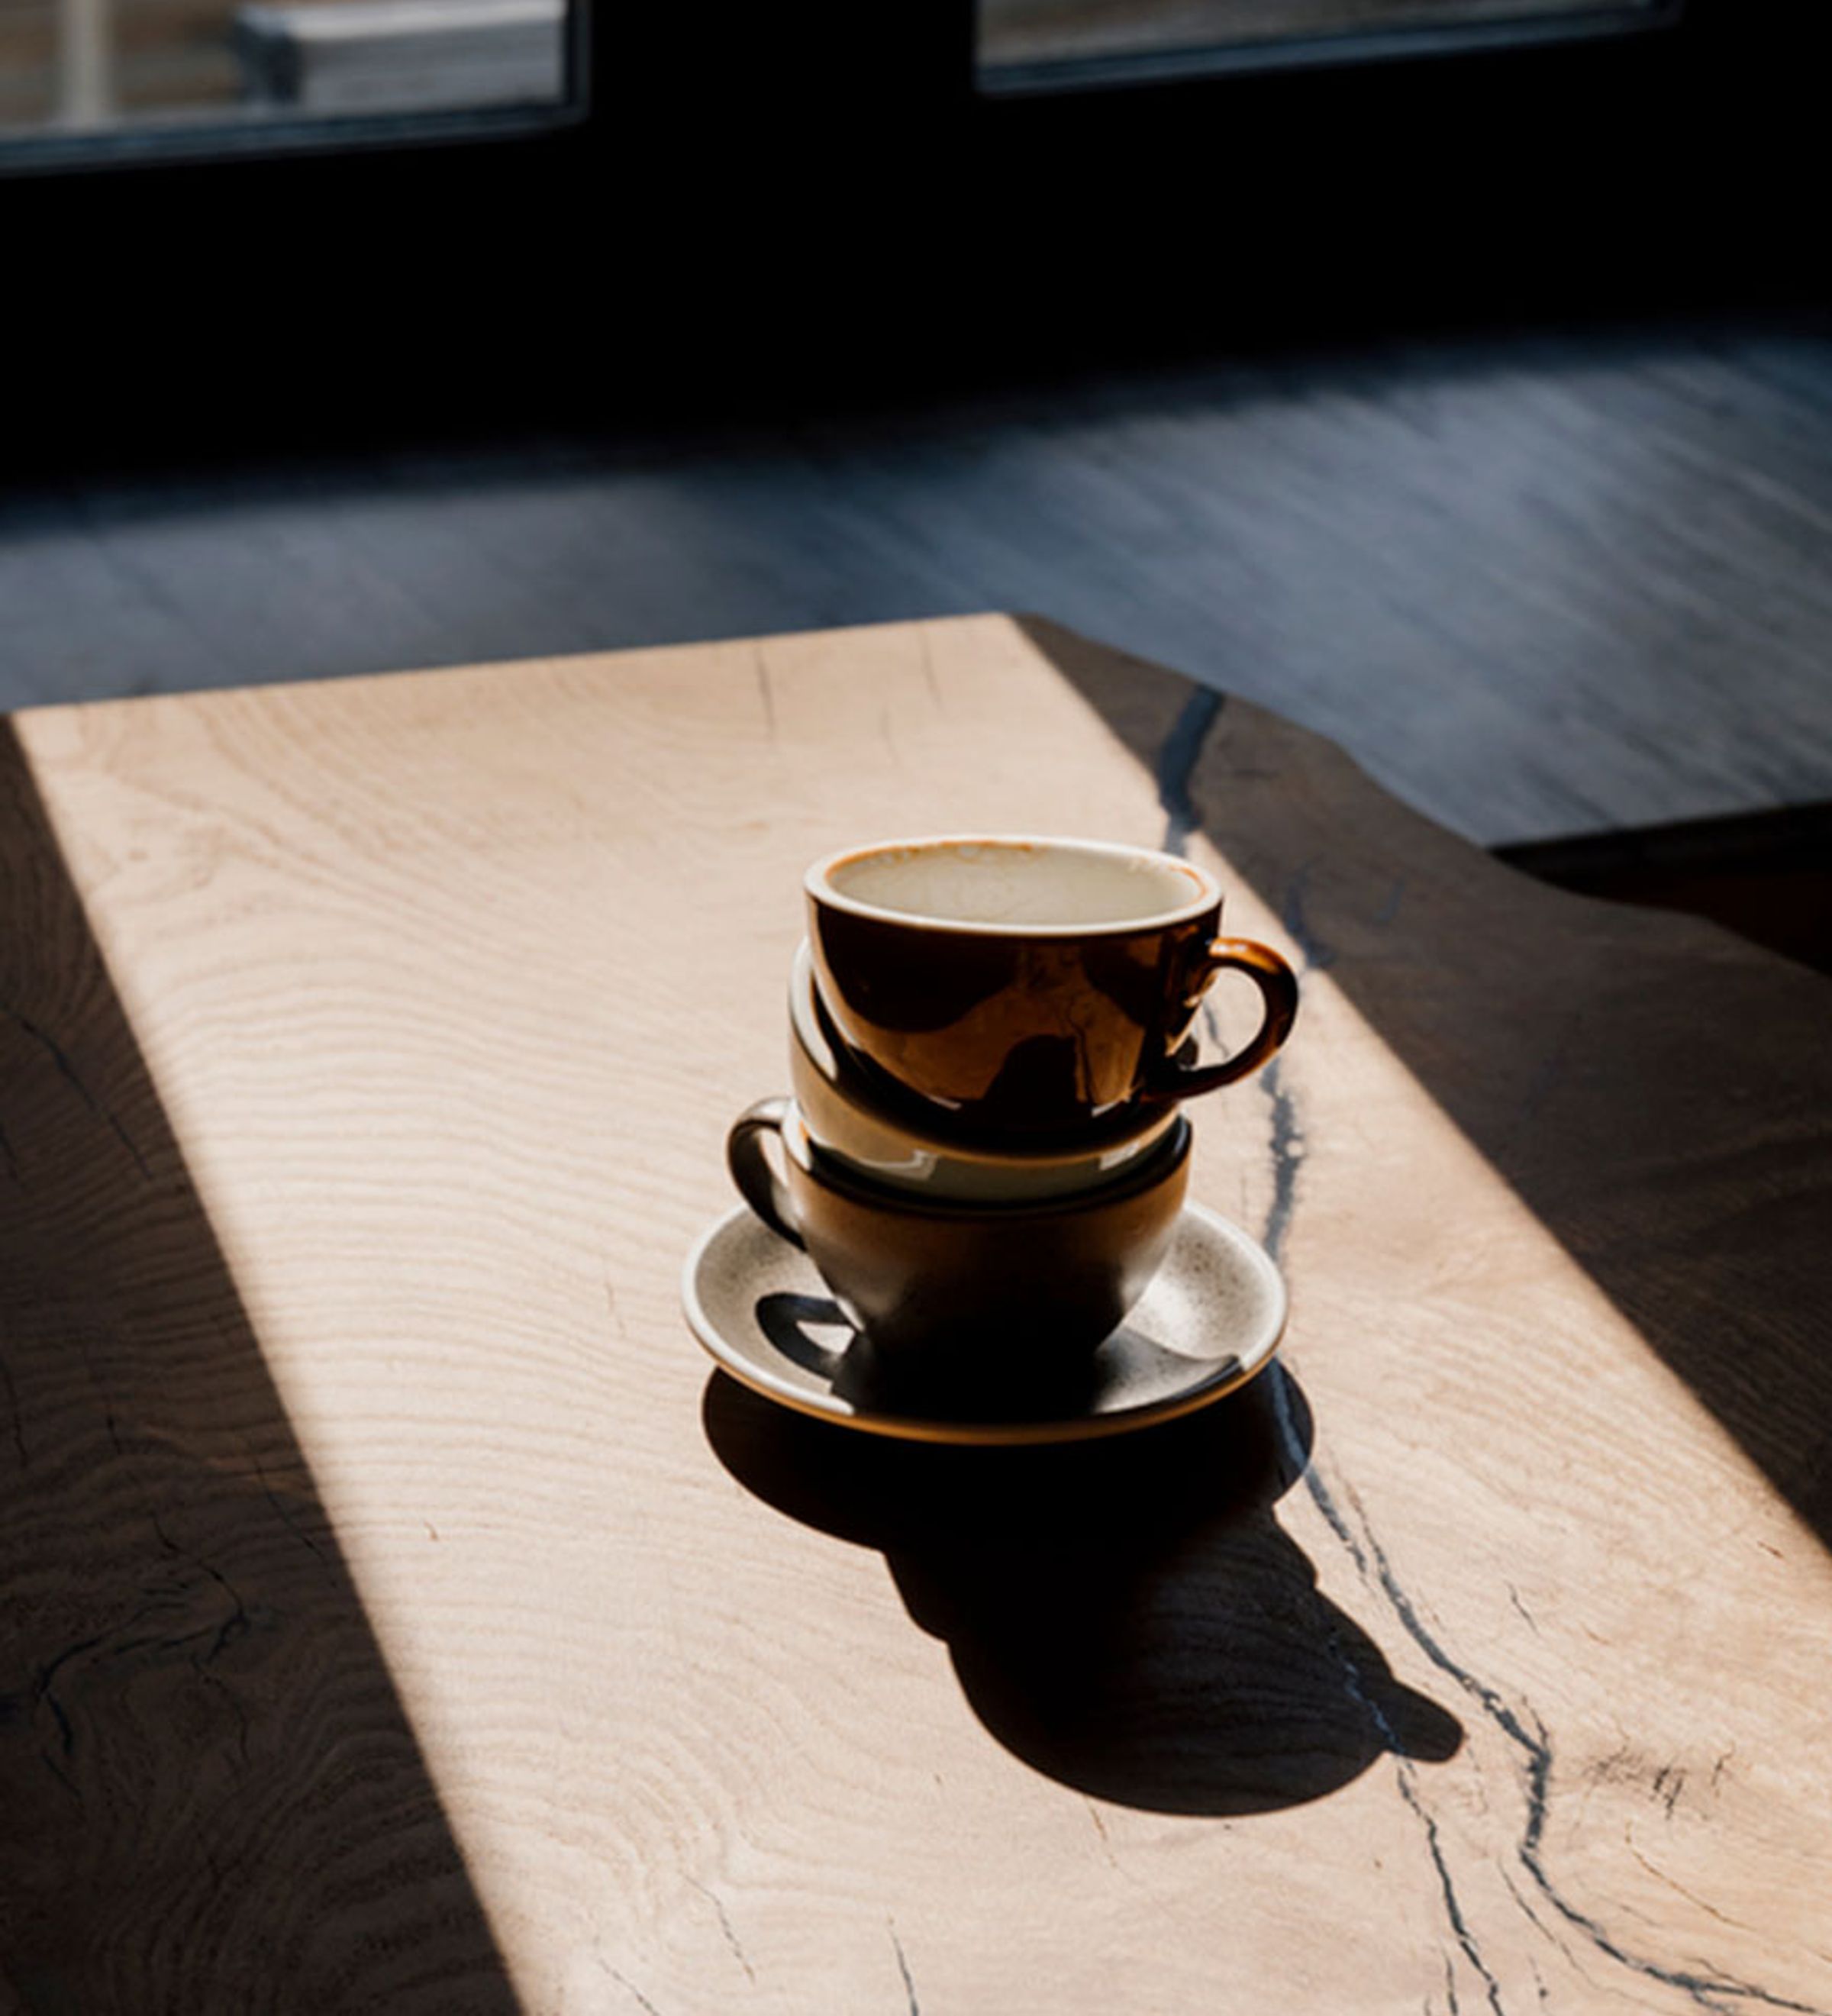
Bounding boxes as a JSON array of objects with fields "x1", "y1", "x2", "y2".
[{"x1": 2, "y1": 614, "x2": 1828, "y2": 2014}]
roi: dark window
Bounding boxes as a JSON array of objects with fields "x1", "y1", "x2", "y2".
[{"x1": 5, "y1": 0, "x2": 1811, "y2": 473}]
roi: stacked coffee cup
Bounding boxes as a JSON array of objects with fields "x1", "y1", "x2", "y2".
[{"x1": 728, "y1": 834, "x2": 1298, "y2": 1401}]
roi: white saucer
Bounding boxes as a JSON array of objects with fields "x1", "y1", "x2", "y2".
[{"x1": 680, "y1": 1201, "x2": 1288, "y2": 1447}]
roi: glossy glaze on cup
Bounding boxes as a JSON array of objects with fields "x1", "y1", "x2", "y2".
[
  {"x1": 727, "y1": 1098, "x2": 1191, "y2": 1372},
  {"x1": 805, "y1": 835, "x2": 1298, "y2": 1144},
  {"x1": 789, "y1": 940, "x2": 1178, "y2": 1200}
]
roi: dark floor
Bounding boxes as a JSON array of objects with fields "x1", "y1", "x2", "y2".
[{"x1": 4, "y1": 315, "x2": 1830, "y2": 847}]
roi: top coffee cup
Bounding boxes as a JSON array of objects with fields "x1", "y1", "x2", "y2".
[{"x1": 806, "y1": 834, "x2": 1298, "y2": 1143}]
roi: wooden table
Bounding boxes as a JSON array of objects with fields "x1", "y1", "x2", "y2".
[{"x1": 3, "y1": 614, "x2": 1829, "y2": 2013}]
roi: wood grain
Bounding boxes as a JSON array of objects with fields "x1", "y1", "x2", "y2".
[{"x1": 3, "y1": 614, "x2": 1830, "y2": 2011}]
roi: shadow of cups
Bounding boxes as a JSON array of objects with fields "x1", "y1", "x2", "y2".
[{"x1": 702, "y1": 1364, "x2": 1461, "y2": 1814}]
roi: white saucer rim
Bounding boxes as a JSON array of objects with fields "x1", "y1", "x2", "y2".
[{"x1": 679, "y1": 1198, "x2": 1289, "y2": 1447}]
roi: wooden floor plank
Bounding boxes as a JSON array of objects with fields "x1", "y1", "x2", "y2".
[{"x1": 4, "y1": 319, "x2": 1830, "y2": 844}]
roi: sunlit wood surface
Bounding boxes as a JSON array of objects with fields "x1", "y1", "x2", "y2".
[{"x1": 2, "y1": 614, "x2": 1828, "y2": 2012}]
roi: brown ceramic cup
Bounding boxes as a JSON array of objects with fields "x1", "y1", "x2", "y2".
[
  {"x1": 789, "y1": 940, "x2": 1179, "y2": 1202},
  {"x1": 805, "y1": 835, "x2": 1298, "y2": 1146},
  {"x1": 727, "y1": 1096, "x2": 1191, "y2": 1373}
]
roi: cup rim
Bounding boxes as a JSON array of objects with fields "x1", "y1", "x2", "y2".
[
  {"x1": 781, "y1": 1098, "x2": 1192, "y2": 1221},
  {"x1": 805, "y1": 834, "x2": 1221, "y2": 939}
]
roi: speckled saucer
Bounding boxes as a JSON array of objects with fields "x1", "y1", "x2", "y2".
[{"x1": 681, "y1": 1201, "x2": 1287, "y2": 1446}]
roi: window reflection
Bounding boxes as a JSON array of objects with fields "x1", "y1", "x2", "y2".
[
  {"x1": 979, "y1": 0, "x2": 1675, "y2": 88},
  {"x1": 0, "y1": 0, "x2": 566, "y2": 139}
]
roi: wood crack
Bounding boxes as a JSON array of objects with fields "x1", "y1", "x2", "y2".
[
  {"x1": 1441, "y1": 1947, "x2": 1462, "y2": 2015},
  {"x1": 688, "y1": 1879, "x2": 756, "y2": 1983},
  {"x1": 753, "y1": 647, "x2": 778, "y2": 742},
  {"x1": 1408, "y1": 1777, "x2": 1507, "y2": 2016},
  {"x1": 1289, "y1": 1410, "x2": 1505, "y2": 2011},
  {"x1": 915, "y1": 627, "x2": 943, "y2": 711},
  {"x1": 1626, "y1": 1840, "x2": 1759, "y2": 1941},
  {"x1": 246, "y1": 1445, "x2": 338, "y2": 1582},
  {"x1": 1259, "y1": 1058, "x2": 1301, "y2": 1268},
  {"x1": 1154, "y1": 685, "x2": 1224, "y2": 860},
  {"x1": 889, "y1": 1921, "x2": 919, "y2": 2015},
  {"x1": 599, "y1": 1961, "x2": 663, "y2": 2015},
  {"x1": 4, "y1": 1002, "x2": 152, "y2": 1179}
]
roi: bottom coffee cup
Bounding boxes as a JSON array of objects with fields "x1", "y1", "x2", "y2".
[{"x1": 726, "y1": 1096, "x2": 1190, "y2": 1379}]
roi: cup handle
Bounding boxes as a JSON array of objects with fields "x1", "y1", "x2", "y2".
[
  {"x1": 1148, "y1": 937, "x2": 1299, "y2": 1099},
  {"x1": 727, "y1": 1097, "x2": 806, "y2": 1248}
]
